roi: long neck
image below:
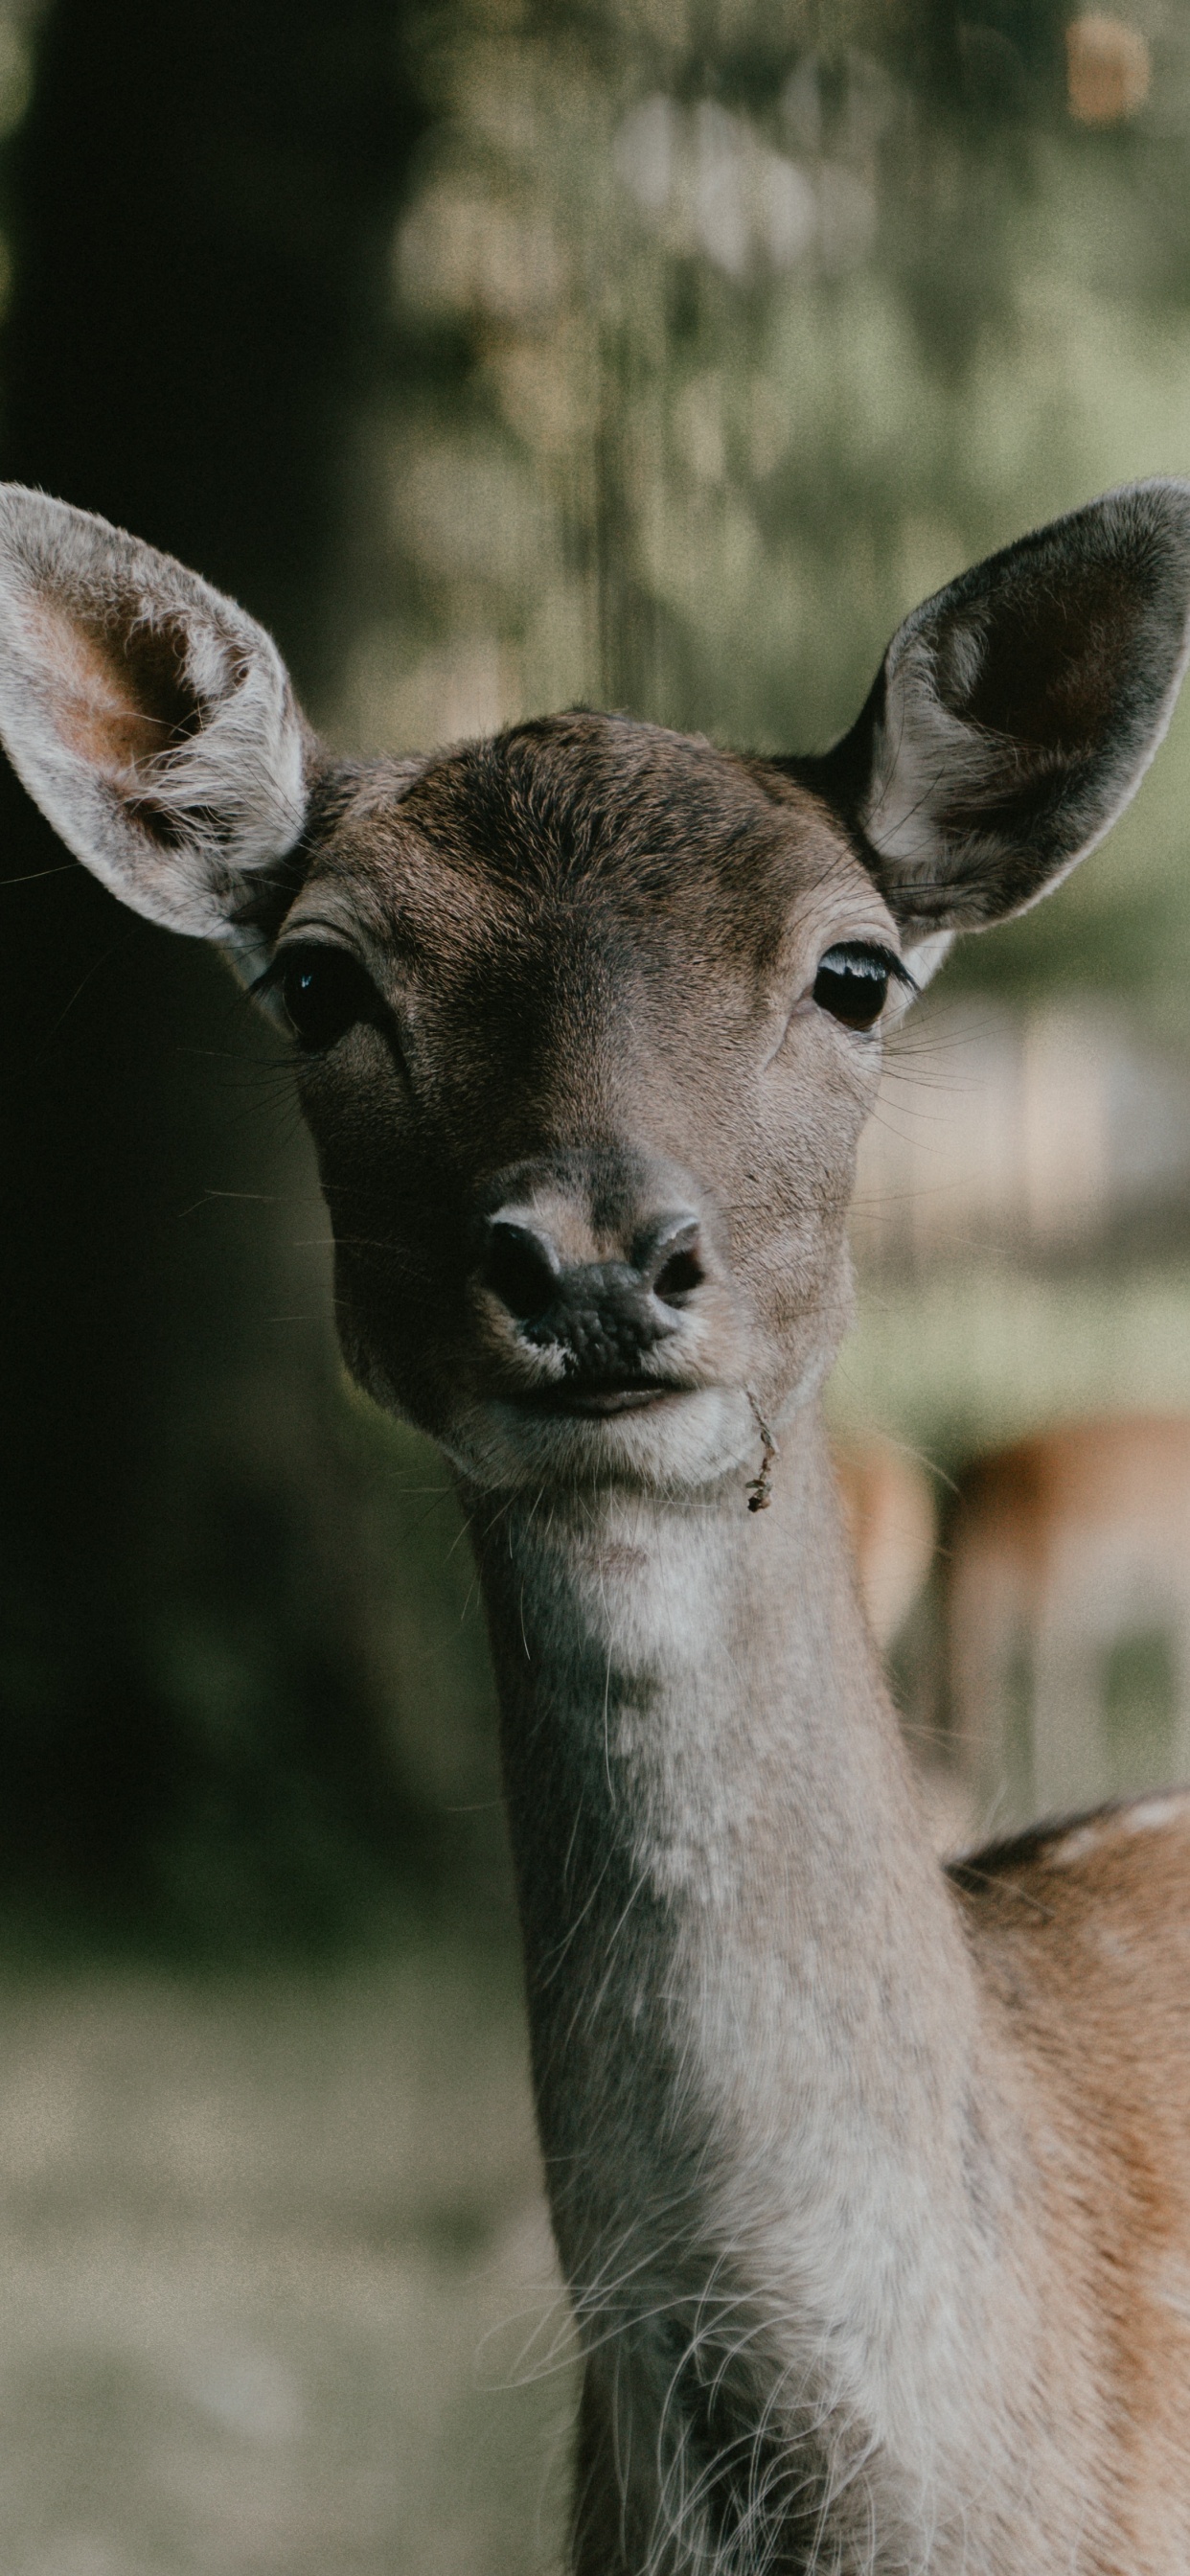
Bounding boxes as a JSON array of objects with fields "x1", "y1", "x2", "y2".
[{"x1": 467, "y1": 1408, "x2": 1026, "y2": 2546}]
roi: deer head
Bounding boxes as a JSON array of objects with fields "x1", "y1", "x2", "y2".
[{"x1": 1, "y1": 482, "x2": 1187, "y2": 1498}]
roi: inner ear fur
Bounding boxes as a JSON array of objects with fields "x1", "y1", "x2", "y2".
[
  {"x1": 37, "y1": 596, "x2": 205, "y2": 776},
  {"x1": 0, "y1": 485, "x2": 309, "y2": 962},
  {"x1": 804, "y1": 480, "x2": 1190, "y2": 939}
]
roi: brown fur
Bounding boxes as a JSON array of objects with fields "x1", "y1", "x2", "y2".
[{"x1": 953, "y1": 1797, "x2": 1190, "y2": 2561}]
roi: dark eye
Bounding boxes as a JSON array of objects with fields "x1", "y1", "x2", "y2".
[
  {"x1": 812, "y1": 943, "x2": 893, "y2": 1032},
  {"x1": 279, "y1": 947, "x2": 378, "y2": 1051}
]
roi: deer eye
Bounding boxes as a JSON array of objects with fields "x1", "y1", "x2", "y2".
[
  {"x1": 278, "y1": 946, "x2": 378, "y2": 1051},
  {"x1": 812, "y1": 943, "x2": 896, "y2": 1032}
]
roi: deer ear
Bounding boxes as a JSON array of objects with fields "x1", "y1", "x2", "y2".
[
  {"x1": 812, "y1": 481, "x2": 1190, "y2": 972},
  {"x1": 0, "y1": 485, "x2": 309, "y2": 970}
]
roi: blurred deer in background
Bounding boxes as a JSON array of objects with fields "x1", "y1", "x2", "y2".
[
  {"x1": 833, "y1": 1438, "x2": 936, "y2": 1653},
  {"x1": 950, "y1": 1414, "x2": 1190, "y2": 1837},
  {"x1": 3, "y1": 477, "x2": 1190, "y2": 2570}
]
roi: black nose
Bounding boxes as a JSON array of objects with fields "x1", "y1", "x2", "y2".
[{"x1": 481, "y1": 1211, "x2": 704, "y2": 1378}]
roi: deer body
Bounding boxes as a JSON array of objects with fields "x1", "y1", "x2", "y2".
[
  {"x1": 476, "y1": 1425, "x2": 1190, "y2": 2571},
  {"x1": 4, "y1": 478, "x2": 1190, "y2": 2567}
]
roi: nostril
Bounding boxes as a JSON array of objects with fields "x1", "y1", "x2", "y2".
[
  {"x1": 640, "y1": 1215, "x2": 705, "y2": 1308},
  {"x1": 653, "y1": 1246, "x2": 704, "y2": 1304},
  {"x1": 482, "y1": 1220, "x2": 561, "y2": 1323}
]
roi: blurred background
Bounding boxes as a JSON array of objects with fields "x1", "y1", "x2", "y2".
[{"x1": 2, "y1": 0, "x2": 1190, "y2": 2564}]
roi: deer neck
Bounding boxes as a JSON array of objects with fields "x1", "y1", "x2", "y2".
[{"x1": 467, "y1": 1406, "x2": 1021, "y2": 2512}]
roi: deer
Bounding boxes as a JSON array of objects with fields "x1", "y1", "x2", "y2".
[
  {"x1": 949, "y1": 1414, "x2": 1190, "y2": 1836},
  {"x1": 2, "y1": 476, "x2": 1190, "y2": 2573}
]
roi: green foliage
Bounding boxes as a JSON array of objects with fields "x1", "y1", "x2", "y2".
[{"x1": 345, "y1": 0, "x2": 1190, "y2": 1020}]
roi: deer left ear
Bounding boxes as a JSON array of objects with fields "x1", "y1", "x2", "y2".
[
  {"x1": 810, "y1": 480, "x2": 1190, "y2": 976},
  {"x1": 0, "y1": 485, "x2": 309, "y2": 973}
]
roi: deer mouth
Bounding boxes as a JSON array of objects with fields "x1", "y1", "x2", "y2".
[
  {"x1": 517, "y1": 1380, "x2": 687, "y2": 1419},
  {"x1": 453, "y1": 1377, "x2": 755, "y2": 1493}
]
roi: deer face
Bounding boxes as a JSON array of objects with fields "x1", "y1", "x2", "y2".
[
  {"x1": 269, "y1": 720, "x2": 908, "y2": 1489},
  {"x1": 0, "y1": 481, "x2": 1187, "y2": 1495}
]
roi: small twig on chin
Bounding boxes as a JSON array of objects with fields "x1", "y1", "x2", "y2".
[{"x1": 745, "y1": 1391, "x2": 779, "y2": 1512}]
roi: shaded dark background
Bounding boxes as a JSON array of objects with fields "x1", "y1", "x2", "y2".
[{"x1": 0, "y1": 0, "x2": 469, "y2": 1948}]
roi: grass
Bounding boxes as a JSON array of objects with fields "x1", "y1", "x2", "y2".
[{"x1": 0, "y1": 1944, "x2": 573, "y2": 2576}]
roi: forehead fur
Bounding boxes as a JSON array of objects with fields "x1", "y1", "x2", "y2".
[
  {"x1": 403, "y1": 710, "x2": 784, "y2": 882},
  {"x1": 302, "y1": 710, "x2": 864, "y2": 967}
]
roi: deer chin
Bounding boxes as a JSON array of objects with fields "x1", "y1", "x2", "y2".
[{"x1": 442, "y1": 1383, "x2": 759, "y2": 1496}]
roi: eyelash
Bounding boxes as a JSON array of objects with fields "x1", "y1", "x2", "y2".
[{"x1": 811, "y1": 941, "x2": 916, "y2": 1032}]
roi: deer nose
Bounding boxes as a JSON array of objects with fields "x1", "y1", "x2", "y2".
[{"x1": 480, "y1": 1210, "x2": 705, "y2": 1375}]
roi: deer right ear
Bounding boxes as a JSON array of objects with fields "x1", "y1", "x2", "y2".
[
  {"x1": 0, "y1": 486, "x2": 309, "y2": 971},
  {"x1": 811, "y1": 480, "x2": 1190, "y2": 973}
]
